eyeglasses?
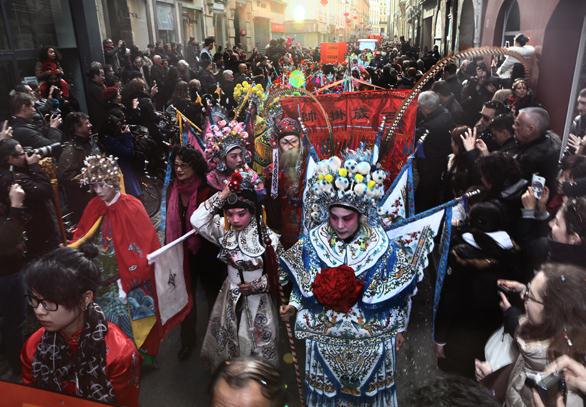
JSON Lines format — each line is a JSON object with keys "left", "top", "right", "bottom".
{"left": 25, "top": 294, "right": 59, "bottom": 312}
{"left": 523, "top": 283, "right": 543, "bottom": 305}
{"left": 174, "top": 161, "right": 190, "bottom": 170}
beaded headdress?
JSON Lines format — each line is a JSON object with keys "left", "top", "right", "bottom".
{"left": 204, "top": 119, "right": 251, "bottom": 172}
{"left": 304, "top": 145, "right": 388, "bottom": 228}
{"left": 79, "top": 154, "right": 120, "bottom": 187}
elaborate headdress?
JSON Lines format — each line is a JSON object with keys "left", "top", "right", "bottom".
{"left": 224, "top": 167, "right": 263, "bottom": 212}
{"left": 204, "top": 119, "right": 251, "bottom": 172}
{"left": 304, "top": 145, "right": 388, "bottom": 228}
{"left": 276, "top": 117, "right": 301, "bottom": 141}
{"left": 233, "top": 81, "right": 267, "bottom": 116}
{"left": 79, "top": 154, "right": 120, "bottom": 187}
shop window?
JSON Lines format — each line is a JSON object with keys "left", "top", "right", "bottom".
{"left": 6, "top": 0, "right": 76, "bottom": 49}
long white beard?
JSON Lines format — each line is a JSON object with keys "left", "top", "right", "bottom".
{"left": 280, "top": 146, "right": 301, "bottom": 186}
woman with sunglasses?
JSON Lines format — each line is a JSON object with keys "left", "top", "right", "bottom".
{"left": 475, "top": 263, "right": 586, "bottom": 406}
{"left": 20, "top": 246, "right": 141, "bottom": 406}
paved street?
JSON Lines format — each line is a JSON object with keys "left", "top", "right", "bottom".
{"left": 140, "top": 264, "right": 439, "bottom": 406}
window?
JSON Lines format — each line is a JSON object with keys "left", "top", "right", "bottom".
{"left": 6, "top": 0, "right": 76, "bottom": 49}
{"left": 502, "top": 0, "right": 520, "bottom": 46}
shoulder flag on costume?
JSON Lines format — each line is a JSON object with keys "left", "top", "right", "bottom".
{"left": 147, "top": 230, "right": 193, "bottom": 330}
{"left": 386, "top": 201, "right": 455, "bottom": 340}
{"left": 299, "top": 143, "right": 319, "bottom": 238}
{"left": 378, "top": 156, "right": 415, "bottom": 230}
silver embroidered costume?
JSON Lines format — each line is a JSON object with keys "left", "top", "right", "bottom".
{"left": 190, "top": 192, "right": 283, "bottom": 369}
{"left": 280, "top": 149, "right": 421, "bottom": 406}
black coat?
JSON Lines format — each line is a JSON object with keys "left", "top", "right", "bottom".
{"left": 0, "top": 164, "right": 60, "bottom": 259}
{"left": 510, "top": 130, "right": 561, "bottom": 192}
{"left": 415, "top": 106, "right": 454, "bottom": 211}
{"left": 11, "top": 117, "right": 62, "bottom": 149}
{"left": 0, "top": 205, "right": 27, "bottom": 276}
{"left": 86, "top": 80, "right": 107, "bottom": 131}
{"left": 57, "top": 136, "right": 98, "bottom": 224}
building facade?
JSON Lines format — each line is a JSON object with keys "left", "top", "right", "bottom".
{"left": 0, "top": 0, "right": 102, "bottom": 118}
{"left": 390, "top": 0, "right": 585, "bottom": 144}
{"left": 283, "top": 0, "right": 369, "bottom": 48}
{"left": 234, "top": 0, "right": 286, "bottom": 52}
{"left": 369, "top": 0, "right": 391, "bottom": 37}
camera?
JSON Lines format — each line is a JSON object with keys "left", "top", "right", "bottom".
{"left": 525, "top": 372, "right": 563, "bottom": 401}
{"left": 27, "top": 142, "right": 62, "bottom": 159}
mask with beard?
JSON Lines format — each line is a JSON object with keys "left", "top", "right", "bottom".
{"left": 279, "top": 145, "right": 302, "bottom": 194}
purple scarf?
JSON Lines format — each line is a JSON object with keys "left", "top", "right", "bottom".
{"left": 166, "top": 177, "right": 202, "bottom": 254}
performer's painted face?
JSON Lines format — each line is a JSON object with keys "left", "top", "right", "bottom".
{"left": 226, "top": 207, "right": 253, "bottom": 231}
{"left": 92, "top": 182, "right": 117, "bottom": 204}
{"left": 225, "top": 148, "right": 244, "bottom": 171}
{"left": 174, "top": 157, "right": 194, "bottom": 181}
{"left": 278, "top": 135, "right": 300, "bottom": 152}
{"left": 329, "top": 206, "right": 360, "bottom": 240}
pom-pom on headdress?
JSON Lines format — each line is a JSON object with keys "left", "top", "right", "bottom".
{"left": 204, "top": 119, "right": 251, "bottom": 172}
{"left": 79, "top": 154, "right": 120, "bottom": 187}
{"left": 305, "top": 144, "right": 388, "bottom": 228}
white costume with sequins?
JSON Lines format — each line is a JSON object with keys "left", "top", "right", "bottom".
{"left": 191, "top": 192, "right": 281, "bottom": 369}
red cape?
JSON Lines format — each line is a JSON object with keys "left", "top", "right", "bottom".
{"left": 73, "top": 194, "right": 162, "bottom": 355}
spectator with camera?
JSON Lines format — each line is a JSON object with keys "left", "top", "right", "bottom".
{"left": 0, "top": 139, "right": 60, "bottom": 259}
{"left": 566, "top": 88, "right": 586, "bottom": 156}
{"left": 475, "top": 263, "right": 586, "bottom": 407}
{"left": 100, "top": 110, "right": 142, "bottom": 197}
{"left": 57, "top": 112, "right": 99, "bottom": 224}
{"left": 512, "top": 107, "right": 561, "bottom": 193}
{"left": 10, "top": 92, "right": 62, "bottom": 149}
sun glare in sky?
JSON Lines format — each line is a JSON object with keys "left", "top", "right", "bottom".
{"left": 293, "top": 4, "right": 306, "bottom": 22}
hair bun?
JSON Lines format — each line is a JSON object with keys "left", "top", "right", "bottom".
{"left": 79, "top": 243, "right": 99, "bottom": 260}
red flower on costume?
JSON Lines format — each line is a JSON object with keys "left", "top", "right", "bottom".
{"left": 312, "top": 265, "right": 364, "bottom": 313}
{"left": 228, "top": 171, "right": 243, "bottom": 192}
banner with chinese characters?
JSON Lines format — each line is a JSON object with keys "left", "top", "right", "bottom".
{"left": 319, "top": 42, "right": 348, "bottom": 64}
{"left": 280, "top": 89, "right": 417, "bottom": 180}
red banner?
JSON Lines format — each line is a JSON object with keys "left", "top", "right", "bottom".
{"left": 0, "top": 381, "right": 112, "bottom": 406}
{"left": 271, "top": 23, "right": 284, "bottom": 33}
{"left": 280, "top": 89, "right": 417, "bottom": 180}
{"left": 319, "top": 42, "right": 348, "bottom": 64}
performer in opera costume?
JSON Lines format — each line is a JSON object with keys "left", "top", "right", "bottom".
{"left": 264, "top": 117, "right": 305, "bottom": 249}
{"left": 280, "top": 149, "right": 421, "bottom": 407}
{"left": 71, "top": 155, "right": 162, "bottom": 358}
{"left": 21, "top": 247, "right": 141, "bottom": 407}
{"left": 190, "top": 168, "right": 283, "bottom": 370}
{"left": 204, "top": 118, "right": 263, "bottom": 196}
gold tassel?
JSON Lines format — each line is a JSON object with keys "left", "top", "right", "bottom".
{"left": 224, "top": 211, "right": 230, "bottom": 231}
{"left": 262, "top": 206, "right": 267, "bottom": 225}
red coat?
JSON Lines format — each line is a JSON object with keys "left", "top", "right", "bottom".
{"left": 21, "top": 323, "right": 141, "bottom": 407}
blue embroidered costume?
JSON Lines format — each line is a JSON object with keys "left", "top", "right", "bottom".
{"left": 280, "top": 150, "right": 422, "bottom": 406}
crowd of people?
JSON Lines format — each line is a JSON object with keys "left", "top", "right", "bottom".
{"left": 0, "top": 32, "right": 584, "bottom": 407}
